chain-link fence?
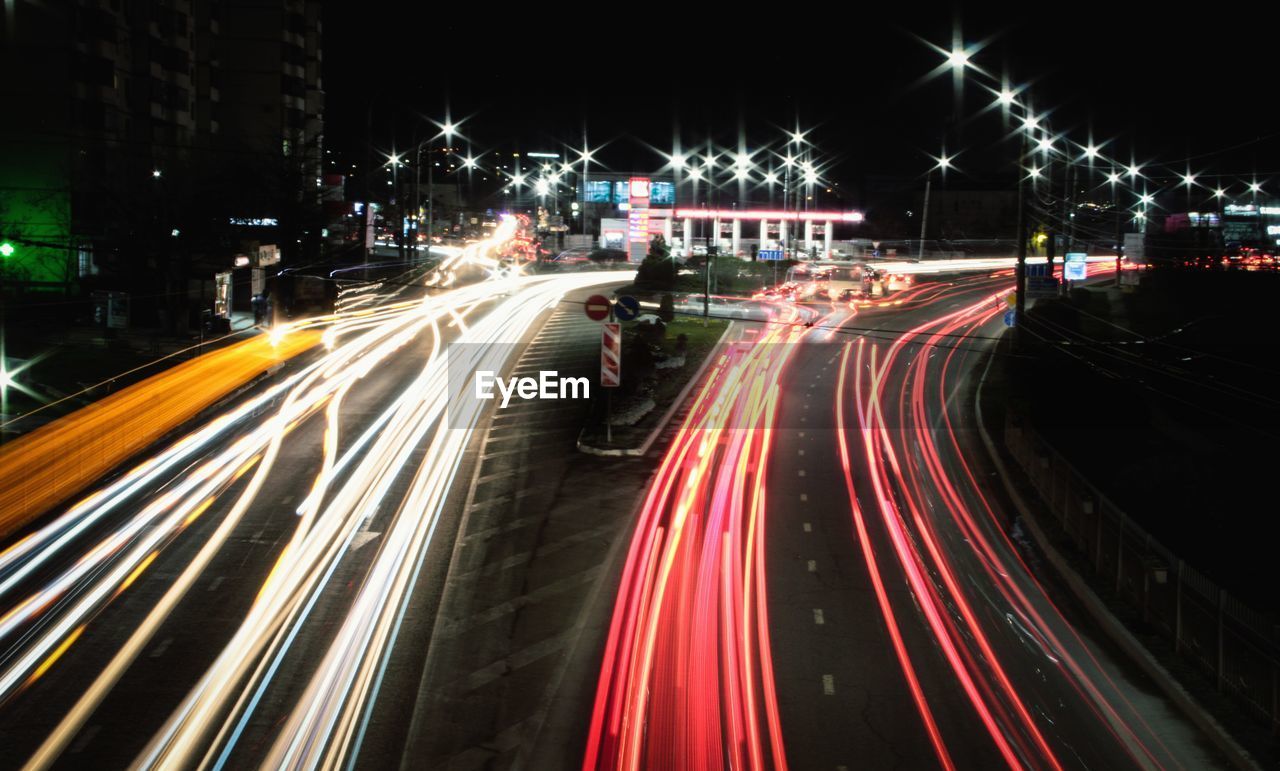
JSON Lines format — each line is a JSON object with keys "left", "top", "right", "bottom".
{"left": 1004, "top": 410, "right": 1280, "bottom": 732}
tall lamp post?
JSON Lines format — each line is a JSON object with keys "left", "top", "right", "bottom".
{"left": 411, "top": 118, "right": 457, "bottom": 259}
{"left": 1109, "top": 167, "right": 1124, "bottom": 287}
{"left": 920, "top": 151, "right": 951, "bottom": 260}
{"left": 1014, "top": 115, "right": 1036, "bottom": 326}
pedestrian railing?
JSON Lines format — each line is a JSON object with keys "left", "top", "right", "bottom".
{"left": 1004, "top": 411, "right": 1280, "bottom": 733}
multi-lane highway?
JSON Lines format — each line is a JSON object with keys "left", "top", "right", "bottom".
{"left": 0, "top": 249, "right": 1232, "bottom": 770}
{"left": 585, "top": 265, "right": 1230, "bottom": 770}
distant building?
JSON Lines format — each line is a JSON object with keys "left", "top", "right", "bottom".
{"left": 918, "top": 188, "right": 1018, "bottom": 239}
{"left": 0, "top": 0, "right": 323, "bottom": 328}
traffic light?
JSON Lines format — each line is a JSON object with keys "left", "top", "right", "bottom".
{"left": 0, "top": 242, "right": 14, "bottom": 258}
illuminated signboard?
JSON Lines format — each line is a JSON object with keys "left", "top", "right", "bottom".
{"left": 628, "top": 209, "right": 650, "bottom": 242}
{"left": 1224, "top": 204, "right": 1258, "bottom": 216}
{"left": 650, "top": 181, "right": 675, "bottom": 205}
{"left": 583, "top": 180, "right": 613, "bottom": 203}
{"left": 1261, "top": 206, "right": 1280, "bottom": 215}
{"left": 596, "top": 179, "right": 674, "bottom": 205}
{"left": 628, "top": 176, "right": 651, "bottom": 262}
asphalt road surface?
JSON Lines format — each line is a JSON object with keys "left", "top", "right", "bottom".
{"left": 0, "top": 237, "right": 635, "bottom": 769}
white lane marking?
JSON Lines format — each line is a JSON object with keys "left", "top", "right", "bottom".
{"left": 798, "top": 470, "right": 806, "bottom": 477}
{"left": 279, "top": 495, "right": 294, "bottom": 505}
{"left": 807, "top": 560, "right": 817, "bottom": 572}
{"left": 149, "top": 637, "right": 173, "bottom": 658}
{"left": 803, "top": 522, "right": 812, "bottom": 533}
{"left": 823, "top": 674, "right": 835, "bottom": 695}
{"left": 813, "top": 608, "right": 825, "bottom": 625}
{"left": 351, "top": 531, "right": 381, "bottom": 551}
{"left": 800, "top": 493, "right": 808, "bottom": 502}
{"left": 800, "top": 416, "right": 807, "bottom": 422}
{"left": 798, "top": 449, "right": 805, "bottom": 457}
{"left": 798, "top": 431, "right": 805, "bottom": 438}
{"left": 803, "top": 404, "right": 809, "bottom": 410}
{"left": 207, "top": 576, "right": 225, "bottom": 592}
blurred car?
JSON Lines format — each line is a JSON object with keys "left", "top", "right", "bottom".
{"left": 552, "top": 246, "right": 593, "bottom": 264}
{"left": 885, "top": 273, "right": 914, "bottom": 292}
{"left": 674, "top": 293, "right": 752, "bottom": 320}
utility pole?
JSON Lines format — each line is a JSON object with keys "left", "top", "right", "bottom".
{"left": 703, "top": 245, "right": 712, "bottom": 325}
{"left": 1114, "top": 192, "right": 1125, "bottom": 287}
{"left": 1015, "top": 130, "right": 1029, "bottom": 331}
{"left": 427, "top": 148, "right": 434, "bottom": 251}
{"left": 394, "top": 155, "right": 404, "bottom": 266}
{"left": 1058, "top": 159, "right": 1075, "bottom": 296}
{"left": 919, "top": 173, "right": 932, "bottom": 260}
{"left": 1044, "top": 156, "right": 1055, "bottom": 281}
{"left": 363, "top": 100, "right": 373, "bottom": 275}
{"left": 1065, "top": 162, "right": 1077, "bottom": 250}
{"left": 413, "top": 141, "right": 422, "bottom": 265}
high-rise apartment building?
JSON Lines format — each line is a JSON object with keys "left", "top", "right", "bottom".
{"left": 0, "top": 0, "right": 323, "bottom": 314}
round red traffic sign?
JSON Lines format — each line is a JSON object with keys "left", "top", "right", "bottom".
{"left": 584, "top": 294, "right": 611, "bottom": 321}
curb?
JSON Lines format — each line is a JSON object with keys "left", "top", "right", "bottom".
{"left": 973, "top": 343, "right": 1262, "bottom": 771}
{"left": 577, "top": 322, "right": 734, "bottom": 457}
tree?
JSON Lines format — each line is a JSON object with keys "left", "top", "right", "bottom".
{"left": 658, "top": 292, "right": 674, "bottom": 322}
{"left": 635, "top": 234, "right": 676, "bottom": 289}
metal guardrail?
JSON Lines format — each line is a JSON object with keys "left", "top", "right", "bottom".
{"left": 1004, "top": 410, "right": 1280, "bottom": 732}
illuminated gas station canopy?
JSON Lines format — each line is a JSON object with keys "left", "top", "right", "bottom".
{"left": 675, "top": 208, "right": 863, "bottom": 222}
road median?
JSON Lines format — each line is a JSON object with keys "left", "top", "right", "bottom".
{"left": 577, "top": 316, "right": 731, "bottom": 456}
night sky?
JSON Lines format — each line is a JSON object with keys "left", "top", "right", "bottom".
{"left": 322, "top": 5, "right": 1280, "bottom": 195}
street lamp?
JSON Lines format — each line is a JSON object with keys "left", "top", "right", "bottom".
{"left": 385, "top": 151, "right": 404, "bottom": 262}
{"left": 1110, "top": 165, "right": 1125, "bottom": 286}
{"left": 568, "top": 139, "right": 598, "bottom": 237}
{"left": 413, "top": 116, "right": 460, "bottom": 259}
{"left": 919, "top": 150, "right": 952, "bottom": 259}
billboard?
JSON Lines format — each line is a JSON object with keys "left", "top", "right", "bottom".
{"left": 583, "top": 180, "right": 613, "bottom": 203}
{"left": 628, "top": 176, "right": 651, "bottom": 262}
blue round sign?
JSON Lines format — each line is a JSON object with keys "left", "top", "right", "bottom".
{"left": 614, "top": 295, "right": 642, "bottom": 321}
